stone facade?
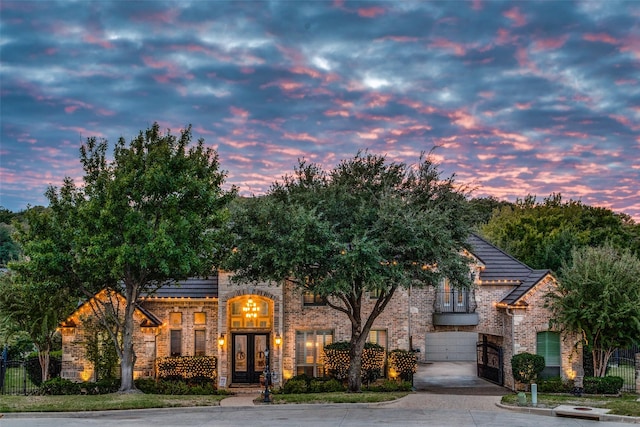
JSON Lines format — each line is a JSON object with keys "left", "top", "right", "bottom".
{"left": 61, "top": 239, "right": 582, "bottom": 391}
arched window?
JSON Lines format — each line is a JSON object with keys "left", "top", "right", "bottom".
{"left": 230, "top": 296, "right": 271, "bottom": 329}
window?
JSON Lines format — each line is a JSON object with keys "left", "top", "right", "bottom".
{"left": 170, "top": 329, "right": 182, "bottom": 356}
{"left": 537, "top": 331, "right": 561, "bottom": 378}
{"left": 194, "top": 330, "right": 206, "bottom": 356}
{"left": 302, "top": 291, "right": 326, "bottom": 306}
{"left": 296, "top": 330, "right": 333, "bottom": 377}
{"left": 368, "top": 329, "right": 387, "bottom": 350}
{"left": 194, "top": 312, "right": 206, "bottom": 325}
{"left": 169, "top": 312, "right": 182, "bottom": 326}
{"left": 368, "top": 329, "right": 387, "bottom": 378}
{"left": 230, "top": 297, "right": 271, "bottom": 329}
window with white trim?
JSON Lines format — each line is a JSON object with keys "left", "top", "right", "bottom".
{"left": 296, "top": 330, "right": 333, "bottom": 377}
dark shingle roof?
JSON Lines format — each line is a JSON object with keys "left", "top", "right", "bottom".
{"left": 467, "top": 234, "right": 551, "bottom": 306}
{"left": 142, "top": 275, "right": 219, "bottom": 299}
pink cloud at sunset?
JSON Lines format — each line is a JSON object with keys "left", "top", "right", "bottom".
{"left": 0, "top": 1, "right": 638, "bottom": 222}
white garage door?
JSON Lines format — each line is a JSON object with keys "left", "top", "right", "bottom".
{"left": 425, "top": 332, "right": 478, "bottom": 361}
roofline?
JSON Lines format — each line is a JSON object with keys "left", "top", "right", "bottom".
{"left": 469, "top": 233, "right": 535, "bottom": 273}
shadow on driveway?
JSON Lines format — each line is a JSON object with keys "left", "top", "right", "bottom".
{"left": 413, "top": 361, "right": 510, "bottom": 396}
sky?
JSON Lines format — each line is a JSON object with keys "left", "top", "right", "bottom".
{"left": 1, "top": 1, "right": 639, "bottom": 221}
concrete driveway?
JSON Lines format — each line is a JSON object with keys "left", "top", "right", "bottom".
{"left": 413, "top": 361, "right": 509, "bottom": 395}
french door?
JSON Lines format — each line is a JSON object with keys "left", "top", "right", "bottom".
{"left": 232, "top": 333, "right": 269, "bottom": 383}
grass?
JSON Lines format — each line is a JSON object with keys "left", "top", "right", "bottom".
{"left": 607, "top": 365, "right": 636, "bottom": 389}
{"left": 267, "top": 391, "right": 410, "bottom": 404}
{"left": 0, "top": 393, "right": 226, "bottom": 413}
{"left": 501, "top": 392, "right": 640, "bottom": 417}
{"left": 1, "top": 391, "right": 637, "bottom": 416}
{"left": 2, "top": 366, "right": 38, "bottom": 391}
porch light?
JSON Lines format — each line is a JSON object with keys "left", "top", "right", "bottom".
{"left": 275, "top": 334, "right": 282, "bottom": 346}
{"left": 218, "top": 334, "right": 225, "bottom": 346}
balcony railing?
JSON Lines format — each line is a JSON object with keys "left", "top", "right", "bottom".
{"left": 433, "top": 288, "right": 478, "bottom": 326}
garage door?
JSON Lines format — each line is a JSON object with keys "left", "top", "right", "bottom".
{"left": 425, "top": 332, "right": 477, "bottom": 361}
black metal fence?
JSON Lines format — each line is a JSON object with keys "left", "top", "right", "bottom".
{"left": 606, "top": 347, "right": 637, "bottom": 393}
{"left": 584, "top": 346, "right": 638, "bottom": 393}
{"left": 0, "top": 357, "right": 62, "bottom": 395}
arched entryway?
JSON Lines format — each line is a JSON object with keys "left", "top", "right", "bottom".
{"left": 227, "top": 295, "right": 273, "bottom": 384}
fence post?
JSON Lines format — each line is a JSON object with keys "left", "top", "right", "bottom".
{"left": 0, "top": 358, "right": 5, "bottom": 393}
{"left": 635, "top": 353, "right": 639, "bottom": 395}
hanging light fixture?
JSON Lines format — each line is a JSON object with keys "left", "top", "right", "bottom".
{"left": 242, "top": 298, "right": 260, "bottom": 318}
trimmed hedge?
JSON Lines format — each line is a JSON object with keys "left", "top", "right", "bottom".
{"left": 388, "top": 349, "right": 417, "bottom": 381}
{"left": 323, "top": 342, "right": 385, "bottom": 382}
{"left": 583, "top": 376, "right": 624, "bottom": 394}
{"left": 534, "top": 376, "right": 624, "bottom": 394}
{"left": 511, "top": 352, "right": 545, "bottom": 385}
{"left": 280, "top": 375, "right": 345, "bottom": 394}
{"left": 156, "top": 356, "right": 217, "bottom": 383}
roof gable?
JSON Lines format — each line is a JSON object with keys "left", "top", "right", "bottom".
{"left": 466, "top": 234, "right": 552, "bottom": 306}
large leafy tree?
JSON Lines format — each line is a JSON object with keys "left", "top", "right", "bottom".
{"left": 16, "top": 123, "right": 235, "bottom": 392}
{"left": 0, "top": 224, "right": 20, "bottom": 267}
{"left": 0, "top": 271, "right": 76, "bottom": 381}
{"left": 547, "top": 244, "right": 640, "bottom": 377}
{"left": 225, "top": 152, "right": 473, "bottom": 392}
{"left": 481, "top": 193, "right": 640, "bottom": 271}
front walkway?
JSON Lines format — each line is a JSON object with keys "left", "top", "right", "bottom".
{"left": 220, "top": 361, "right": 509, "bottom": 408}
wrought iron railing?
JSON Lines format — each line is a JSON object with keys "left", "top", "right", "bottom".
{"left": 434, "top": 288, "right": 477, "bottom": 313}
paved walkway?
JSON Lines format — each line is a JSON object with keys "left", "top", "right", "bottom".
{"left": 221, "top": 361, "right": 508, "bottom": 409}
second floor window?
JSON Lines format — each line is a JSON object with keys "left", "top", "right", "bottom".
{"left": 303, "top": 291, "right": 326, "bottom": 306}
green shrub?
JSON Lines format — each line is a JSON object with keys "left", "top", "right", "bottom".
{"left": 156, "top": 356, "right": 217, "bottom": 382}
{"left": 282, "top": 378, "right": 308, "bottom": 394}
{"left": 583, "top": 376, "right": 624, "bottom": 394}
{"left": 40, "top": 377, "right": 81, "bottom": 395}
{"left": 323, "top": 341, "right": 385, "bottom": 382}
{"left": 134, "top": 378, "right": 158, "bottom": 394}
{"left": 309, "top": 378, "right": 345, "bottom": 393}
{"left": 388, "top": 349, "right": 417, "bottom": 382}
{"left": 536, "top": 377, "right": 572, "bottom": 393}
{"left": 90, "top": 377, "right": 121, "bottom": 394}
{"left": 363, "top": 380, "right": 412, "bottom": 392}
{"left": 511, "top": 353, "right": 545, "bottom": 385}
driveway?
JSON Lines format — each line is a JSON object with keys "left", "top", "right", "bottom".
{"left": 413, "top": 361, "right": 509, "bottom": 395}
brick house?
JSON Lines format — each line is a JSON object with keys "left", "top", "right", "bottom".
{"left": 60, "top": 234, "right": 581, "bottom": 390}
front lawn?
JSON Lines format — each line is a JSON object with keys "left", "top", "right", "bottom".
{"left": 0, "top": 393, "right": 226, "bottom": 413}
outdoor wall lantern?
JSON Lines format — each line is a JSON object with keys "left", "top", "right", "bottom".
{"left": 275, "top": 334, "right": 282, "bottom": 346}
{"left": 218, "top": 334, "right": 225, "bottom": 346}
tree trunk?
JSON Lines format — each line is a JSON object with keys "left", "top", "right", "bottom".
{"left": 119, "top": 286, "right": 138, "bottom": 392}
{"left": 36, "top": 346, "right": 50, "bottom": 383}
{"left": 592, "top": 347, "right": 614, "bottom": 377}
{"left": 347, "top": 335, "right": 367, "bottom": 392}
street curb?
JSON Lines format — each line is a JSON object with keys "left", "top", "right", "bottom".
{"left": 496, "top": 402, "right": 640, "bottom": 424}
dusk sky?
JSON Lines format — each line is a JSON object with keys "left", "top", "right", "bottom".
{"left": 1, "top": 1, "right": 639, "bottom": 221}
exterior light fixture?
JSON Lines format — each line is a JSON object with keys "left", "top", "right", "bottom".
{"left": 218, "top": 334, "right": 225, "bottom": 346}
{"left": 275, "top": 334, "right": 282, "bottom": 346}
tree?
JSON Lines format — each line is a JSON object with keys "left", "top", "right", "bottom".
{"left": 0, "top": 224, "right": 20, "bottom": 267}
{"left": 481, "top": 193, "right": 640, "bottom": 272}
{"left": 0, "top": 271, "right": 75, "bottom": 382}
{"left": 225, "top": 152, "right": 473, "bottom": 392}
{"left": 15, "top": 123, "right": 235, "bottom": 392}
{"left": 546, "top": 244, "right": 640, "bottom": 377}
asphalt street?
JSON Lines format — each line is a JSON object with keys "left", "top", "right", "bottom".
{"left": 1, "top": 404, "right": 638, "bottom": 427}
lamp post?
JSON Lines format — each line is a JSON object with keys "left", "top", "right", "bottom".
{"left": 263, "top": 347, "right": 271, "bottom": 402}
